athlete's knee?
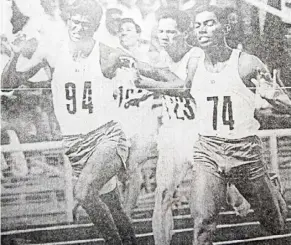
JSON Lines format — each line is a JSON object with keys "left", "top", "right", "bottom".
{"left": 252, "top": 175, "right": 287, "bottom": 234}
{"left": 190, "top": 194, "right": 218, "bottom": 227}
{"left": 74, "top": 180, "right": 92, "bottom": 203}
{"left": 155, "top": 187, "right": 173, "bottom": 209}
{"left": 192, "top": 214, "right": 217, "bottom": 245}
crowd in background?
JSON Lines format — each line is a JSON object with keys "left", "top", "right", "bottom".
{"left": 1, "top": 0, "right": 291, "bottom": 144}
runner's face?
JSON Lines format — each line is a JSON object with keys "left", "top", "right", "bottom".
{"left": 194, "top": 11, "right": 224, "bottom": 49}
{"left": 68, "top": 14, "right": 96, "bottom": 42}
{"left": 157, "top": 18, "right": 182, "bottom": 49}
{"left": 119, "top": 22, "right": 139, "bottom": 49}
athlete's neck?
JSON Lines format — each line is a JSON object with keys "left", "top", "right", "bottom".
{"left": 168, "top": 42, "right": 192, "bottom": 63}
{"left": 203, "top": 46, "right": 232, "bottom": 73}
{"left": 204, "top": 45, "right": 232, "bottom": 66}
{"left": 69, "top": 39, "right": 96, "bottom": 59}
{"left": 123, "top": 43, "right": 139, "bottom": 54}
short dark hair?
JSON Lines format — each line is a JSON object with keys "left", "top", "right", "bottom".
{"left": 157, "top": 8, "right": 192, "bottom": 33}
{"left": 65, "top": 0, "right": 103, "bottom": 26}
{"left": 191, "top": 5, "right": 229, "bottom": 26}
{"left": 106, "top": 8, "right": 122, "bottom": 18}
{"left": 119, "top": 18, "right": 141, "bottom": 33}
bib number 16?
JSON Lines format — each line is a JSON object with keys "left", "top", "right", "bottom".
{"left": 207, "top": 96, "right": 234, "bottom": 130}
{"left": 65, "top": 81, "right": 93, "bottom": 114}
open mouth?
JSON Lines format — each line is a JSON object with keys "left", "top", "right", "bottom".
{"left": 198, "top": 36, "right": 210, "bottom": 44}
{"left": 160, "top": 40, "right": 169, "bottom": 47}
{"left": 71, "top": 32, "right": 82, "bottom": 40}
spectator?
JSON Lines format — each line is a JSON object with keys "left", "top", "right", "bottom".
{"left": 118, "top": 0, "right": 143, "bottom": 27}
{"left": 98, "top": 8, "right": 123, "bottom": 48}
{"left": 137, "top": 0, "right": 160, "bottom": 42}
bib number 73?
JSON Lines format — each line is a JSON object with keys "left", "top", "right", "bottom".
{"left": 207, "top": 96, "right": 234, "bottom": 130}
{"left": 65, "top": 81, "right": 93, "bottom": 114}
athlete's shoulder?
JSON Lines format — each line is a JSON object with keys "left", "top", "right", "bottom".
{"left": 188, "top": 46, "right": 204, "bottom": 58}
{"left": 238, "top": 51, "right": 268, "bottom": 85}
{"left": 186, "top": 47, "right": 203, "bottom": 74}
{"left": 185, "top": 48, "right": 203, "bottom": 89}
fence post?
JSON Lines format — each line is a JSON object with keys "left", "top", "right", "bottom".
{"left": 269, "top": 133, "right": 279, "bottom": 175}
{"left": 63, "top": 155, "right": 74, "bottom": 223}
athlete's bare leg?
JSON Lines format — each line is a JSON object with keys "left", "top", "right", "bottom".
{"left": 234, "top": 173, "right": 287, "bottom": 234}
{"left": 190, "top": 169, "right": 226, "bottom": 245}
{"left": 75, "top": 139, "right": 136, "bottom": 245}
{"left": 190, "top": 168, "right": 287, "bottom": 245}
{"left": 123, "top": 134, "right": 158, "bottom": 216}
{"left": 153, "top": 149, "right": 191, "bottom": 245}
{"left": 227, "top": 183, "right": 251, "bottom": 217}
{"left": 101, "top": 187, "right": 138, "bottom": 245}
{"left": 123, "top": 159, "right": 143, "bottom": 216}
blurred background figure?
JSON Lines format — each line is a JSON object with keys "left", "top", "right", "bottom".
{"left": 117, "top": 0, "right": 143, "bottom": 27}
{"left": 137, "top": 0, "right": 160, "bottom": 42}
{"left": 98, "top": 8, "right": 123, "bottom": 48}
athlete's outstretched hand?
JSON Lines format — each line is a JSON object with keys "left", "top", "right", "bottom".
{"left": 251, "top": 68, "right": 280, "bottom": 100}
{"left": 118, "top": 56, "right": 136, "bottom": 69}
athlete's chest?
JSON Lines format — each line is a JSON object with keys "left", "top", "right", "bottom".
{"left": 51, "top": 53, "right": 113, "bottom": 115}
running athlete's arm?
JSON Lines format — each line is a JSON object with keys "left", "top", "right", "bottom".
{"left": 1, "top": 51, "right": 48, "bottom": 89}
{"left": 240, "top": 53, "right": 291, "bottom": 114}
{"left": 135, "top": 61, "right": 174, "bottom": 82}
{"left": 1, "top": 38, "right": 53, "bottom": 89}
{"left": 100, "top": 43, "right": 131, "bottom": 79}
{"left": 135, "top": 75, "right": 187, "bottom": 97}
{"left": 135, "top": 55, "right": 199, "bottom": 97}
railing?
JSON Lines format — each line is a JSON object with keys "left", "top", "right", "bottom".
{"left": 1, "top": 128, "right": 291, "bottom": 228}
{"left": 1, "top": 131, "right": 74, "bottom": 229}
{"left": 257, "top": 128, "right": 291, "bottom": 175}
{"left": 243, "top": 0, "right": 291, "bottom": 23}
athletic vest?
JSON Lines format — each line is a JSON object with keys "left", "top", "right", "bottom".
{"left": 51, "top": 42, "right": 116, "bottom": 135}
{"left": 162, "top": 47, "right": 202, "bottom": 126}
{"left": 112, "top": 45, "right": 159, "bottom": 138}
{"left": 190, "top": 49, "right": 260, "bottom": 138}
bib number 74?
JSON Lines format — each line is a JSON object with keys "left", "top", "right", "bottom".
{"left": 207, "top": 96, "right": 234, "bottom": 130}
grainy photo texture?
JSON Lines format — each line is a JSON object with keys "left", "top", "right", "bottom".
{"left": 1, "top": 0, "right": 291, "bottom": 245}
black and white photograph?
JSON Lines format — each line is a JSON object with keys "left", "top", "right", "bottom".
{"left": 1, "top": 0, "right": 291, "bottom": 244}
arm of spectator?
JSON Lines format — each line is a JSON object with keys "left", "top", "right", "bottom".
{"left": 240, "top": 53, "right": 291, "bottom": 115}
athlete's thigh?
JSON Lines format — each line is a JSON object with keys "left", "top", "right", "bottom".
{"left": 128, "top": 132, "right": 158, "bottom": 167}
{"left": 190, "top": 167, "right": 226, "bottom": 217}
{"left": 191, "top": 137, "right": 227, "bottom": 215}
{"left": 92, "top": 140, "right": 125, "bottom": 187}
{"left": 155, "top": 149, "right": 176, "bottom": 192}
{"left": 76, "top": 138, "right": 126, "bottom": 198}
{"left": 234, "top": 173, "right": 287, "bottom": 233}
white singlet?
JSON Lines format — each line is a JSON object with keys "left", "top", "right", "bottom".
{"left": 190, "top": 49, "right": 260, "bottom": 139}
{"left": 112, "top": 45, "right": 160, "bottom": 140}
{"left": 51, "top": 42, "right": 117, "bottom": 136}
{"left": 158, "top": 47, "right": 202, "bottom": 160}
{"left": 161, "top": 47, "right": 202, "bottom": 127}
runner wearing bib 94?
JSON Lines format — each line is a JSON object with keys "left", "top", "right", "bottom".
{"left": 2, "top": 1, "right": 137, "bottom": 244}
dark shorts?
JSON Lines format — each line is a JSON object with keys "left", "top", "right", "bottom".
{"left": 193, "top": 135, "right": 267, "bottom": 181}
{"left": 63, "top": 121, "right": 129, "bottom": 177}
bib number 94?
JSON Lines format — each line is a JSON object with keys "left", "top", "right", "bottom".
{"left": 65, "top": 81, "right": 93, "bottom": 114}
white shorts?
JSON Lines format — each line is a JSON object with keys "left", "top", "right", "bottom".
{"left": 156, "top": 120, "right": 198, "bottom": 189}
